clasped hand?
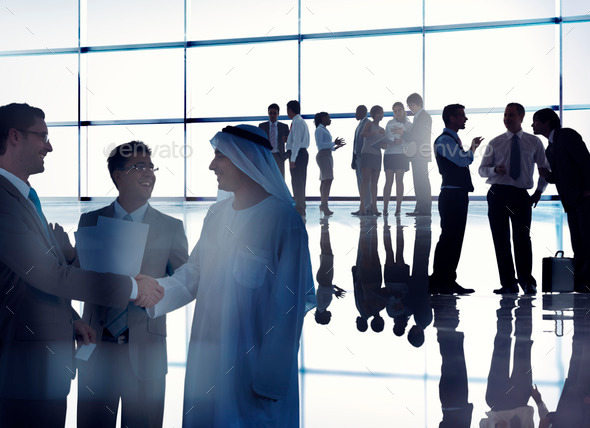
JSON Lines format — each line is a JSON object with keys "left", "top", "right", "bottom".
{"left": 134, "top": 274, "right": 164, "bottom": 308}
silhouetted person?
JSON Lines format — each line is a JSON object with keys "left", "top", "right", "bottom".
{"left": 432, "top": 295, "right": 473, "bottom": 428}
{"left": 286, "top": 100, "right": 310, "bottom": 216}
{"left": 259, "top": 103, "right": 290, "bottom": 178}
{"left": 402, "top": 93, "right": 433, "bottom": 217}
{"left": 315, "top": 217, "right": 345, "bottom": 325}
{"left": 352, "top": 105, "right": 371, "bottom": 214}
{"left": 430, "top": 104, "right": 483, "bottom": 295}
{"left": 314, "top": 112, "right": 345, "bottom": 216}
{"left": 480, "top": 297, "right": 548, "bottom": 427}
{"left": 479, "top": 102, "right": 550, "bottom": 295}
{"left": 384, "top": 216, "right": 410, "bottom": 332}
{"left": 383, "top": 101, "right": 412, "bottom": 215}
{"left": 533, "top": 108, "right": 590, "bottom": 293}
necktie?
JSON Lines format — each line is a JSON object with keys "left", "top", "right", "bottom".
{"left": 28, "top": 187, "right": 50, "bottom": 237}
{"left": 509, "top": 134, "right": 521, "bottom": 180}
{"left": 270, "top": 122, "right": 277, "bottom": 150}
{"left": 104, "top": 213, "right": 133, "bottom": 338}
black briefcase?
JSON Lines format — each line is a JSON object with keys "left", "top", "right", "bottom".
{"left": 542, "top": 251, "right": 574, "bottom": 292}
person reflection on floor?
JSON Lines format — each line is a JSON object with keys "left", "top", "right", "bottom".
{"left": 384, "top": 215, "right": 410, "bottom": 336}
{"left": 480, "top": 296, "right": 548, "bottom": 427}
{"left": 543, "top": 294, "right": 590, "bottom": 427}
{"left": 404, "top": 216, "right": 434, "bottom": 347}
{"left": 352, "top": 217, "right": 387, "bottom": 332}
{"left": 315, "top": 217, "right": 346, "bottom": 325}
{"left": 432, "top": 295, "right": 473, "bottom": 428}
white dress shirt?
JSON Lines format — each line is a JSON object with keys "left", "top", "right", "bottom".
{"left": 315, "top": 124, "right": 335, "bottom": 151}
{"left": 478, "top": 129, "right": 549, "bottom": 192}
{"left": 286, "top": 114, "right": 310, "bottom": 162}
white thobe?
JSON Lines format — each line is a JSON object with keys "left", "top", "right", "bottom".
{"left": 148, "top": 195, "right": 315, "bottom": 427}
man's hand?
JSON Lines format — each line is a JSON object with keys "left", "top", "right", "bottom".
{"left": 538, "top": 167, "right": 550, "bottom": 179}
{"left": 135, "top": 274, "right": 164, "bottom": 308}
{"left": 471, "top": 136, "right": 484, "bottom": 151}
{"left": 74, "top": 319, "right": 96, "bottom": 347}
{"left": 290, "top": 161, "right": 296, "bottom": 169}
{"left": 531, "top": 384, "right": 543, "bottom": 404}
{"left": 494, "top": 164, "right": 507, "bottom": 175}
{"left": 50, "top": 223, "right": 76, "bottom": 263}
{"left": 530, "top": 190, "right": 542, "bottom": 208}
{"left": 333, "top": 285, "right": 346, "bottom": 298}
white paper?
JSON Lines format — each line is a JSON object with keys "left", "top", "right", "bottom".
{"left": 75, "top": 216, "right": 149, "bottom": 276}
{"left": 75, "top": 343, "right": 97, "bottom": 361}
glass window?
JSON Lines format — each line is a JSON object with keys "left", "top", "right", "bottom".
{"left": 425, "top": 26, "right": 558, "bottom": 111}
{"left": 82, "top": 49, "right": 184, "bottom": 121}
{"left": 28, "top": 126, "right": 79, "bottom": 197}
{"left": 425, "top": 0, "right": 555, "bottom": 26}
{"left": 83, "top": 124, "right": 185, "bottom": 197}
{"left": 562, "top": 110, "right": 590, "bottom": 151}
{"left": 0, "top": 54, "right": 78, "bottom": 123}
{"left": 301, "top": 35, "right": 423, "bottom": 115}
{"left": 300, "top": 0, "right": 422, "bottom": 33}
{"left": 562, "top": 1, "right": 590, "bottom": 17}
{"left": 0, "top": 0, "right": 77, "bottom": 52}
{"left": 186, "top": 41, "right": 298, "bottom": 118}
{"left": 84, "top": 0, "right": 184, "bottom": 46}
{"left": 562, "top": 22, "right": 590, "bottom": 106}
{"left": 188, "top": 0, "right": 297, "bottom": 41}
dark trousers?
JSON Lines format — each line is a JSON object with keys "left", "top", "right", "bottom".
{"left": 272, "top": 152, "right": 285, "bottom": 178}
{"left": 485, "top": 298, "right": 533, "bottom": 411}
{"left": 77, "top": 340, "right": 165, "bottom": 428}
{"left": 567, "top": 197, "right": 590, "bottom": 291}
{"left": 355, "top": 166, "right": 372, "bottom": 207}
{"left": 487, "top": 184, "right": 535, "bottom": 288}
{"left": 0, "top": 397, "right": 66, "bottom": 428}
{"left": 432, "top": 189, "right": 469, "bottom": 286}
{"left": 290, "top": 148, "right": 308, "bottom": 215}
{"left": 410, "top": 160, "right": 432, "bottom": 214}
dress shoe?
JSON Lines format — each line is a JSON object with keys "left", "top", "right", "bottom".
{"left": 452, "top": 283, "right": 475, "bottom": 294}
{"left": 520, "top": 282, "right": 537, "bottom": 295}
{"left": 406, "top": 211, "right": 420, "bottom": 217}
{"left": 351, "top": 210, "right": 361, "bottom": 216}
{"left": 493, "top": 285, "right": 519, "bottom": 294}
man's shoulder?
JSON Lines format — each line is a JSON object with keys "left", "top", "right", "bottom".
{"left": 147, "top": 205, "right": 183, "bottom": 227}
{"left": 258, "top": 121, "right": 269, "bottom": 128}
{"left": 81, "top": 203, "right": 114, "bottom": 220}
{"left": 277, "top": 121, "right": 289, "bottom": 130}
{"left": 488, "top": 132, "right": 507, "bottom": 145}
{"left": 558, "top": 127, "right": 583, "bottom": 141}
{"left": 522, "top": 132, "right": 542, "bottom": 145}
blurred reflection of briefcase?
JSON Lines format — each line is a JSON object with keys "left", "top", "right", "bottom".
{"left": 542, "top": 251, "right": 574, "bottom": 293}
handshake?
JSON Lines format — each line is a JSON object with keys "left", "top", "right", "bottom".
{"left": 133, "top": 274, "right": 163, "bottom": 308}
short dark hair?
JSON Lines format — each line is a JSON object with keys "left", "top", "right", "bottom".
{"left": 0, "top": 103, "right": 45, "bottom": 156}
{"left": 370, "top": 315, "right": 384, "bottom": 332}
{"left": 407, "top": 93, "right": 423, "bottom": 108}
{"left": 442, "top": 103, "right": 465, "bottom": 126}
{"left": 268, "top": 103, "right": 280, "bottom": 112}
{"left": 533, "top": 108, "right": 561, "bottom": 130}
{"left": 369, "top": 105, "right": 383, "bottom": 117}
{"left": 507, "top": 102, "right": 525, "bottom": 116}
{"left": 107, "top": 141, "right": 152, "bottom": 188}
{"left": 356, "top": 105, "right": 367, "bottom": 114}
{"left": 314, "top": 112, "right": 329, "bottom": 128}
{"left": 286, "top": 100, "right": 300, "bottom": 115}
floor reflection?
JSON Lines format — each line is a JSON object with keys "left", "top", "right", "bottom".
{"left": 39, "top": 200, "right": 587, "bottom": 427}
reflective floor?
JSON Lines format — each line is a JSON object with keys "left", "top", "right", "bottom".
{"left": 42, "top": 199, "right": 584, "bottom": 427}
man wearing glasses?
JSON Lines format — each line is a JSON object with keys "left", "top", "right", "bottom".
{"left": 69, "top": 141, "right": 189, "bottom": 428}
{"left": 0, "top": 103, "right": 165, "bottom": 427}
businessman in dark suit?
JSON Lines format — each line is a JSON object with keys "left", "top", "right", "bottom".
{"left": 259, "top": 103, "right": 289, "bottom": 178}
{"left": 402, "top": 93, "right": 433, "bottom": 216}
{"left": 533, "top": 108, "right": 590, "bottom": 292}
{"left": 74, "top": 141, "right": 189, "bottom": 428}
{"left": 0, "top": 103, "right": 163, "bottom": 427}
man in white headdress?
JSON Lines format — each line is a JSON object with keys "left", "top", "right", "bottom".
{"left": 137, "top": 124, "right": 316, "bottom": 427}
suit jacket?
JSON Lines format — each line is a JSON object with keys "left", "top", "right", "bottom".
{"left": 0, "top": 176, "right": 131, "bottom": 400}
{"left": 545, "top": 127, "right": 590, "bottom": 212}
{"left": 78, "top": 202, "right": 188, "bottom": 380}
{"left": 259, "top": 121, "right": 289, "bottom": 159}
{"left": 352, "top": 117, "right": 369, "bottom": 169}
{"left": 405, "top": 109, "right": 433, "bottom": 163}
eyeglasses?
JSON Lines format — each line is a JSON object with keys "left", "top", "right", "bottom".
{"left": 119, "top": 163, "right": 159, "bottom": 173}
{"left": 16, "top": 129, "right": 50, "bottom": 144}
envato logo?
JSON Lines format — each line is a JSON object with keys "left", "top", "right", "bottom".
{"left": 102, "top": 141, "right": 194, "bottom": 159}
{"left": 401, "top": 141, "right": 495, "bottom": 159}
